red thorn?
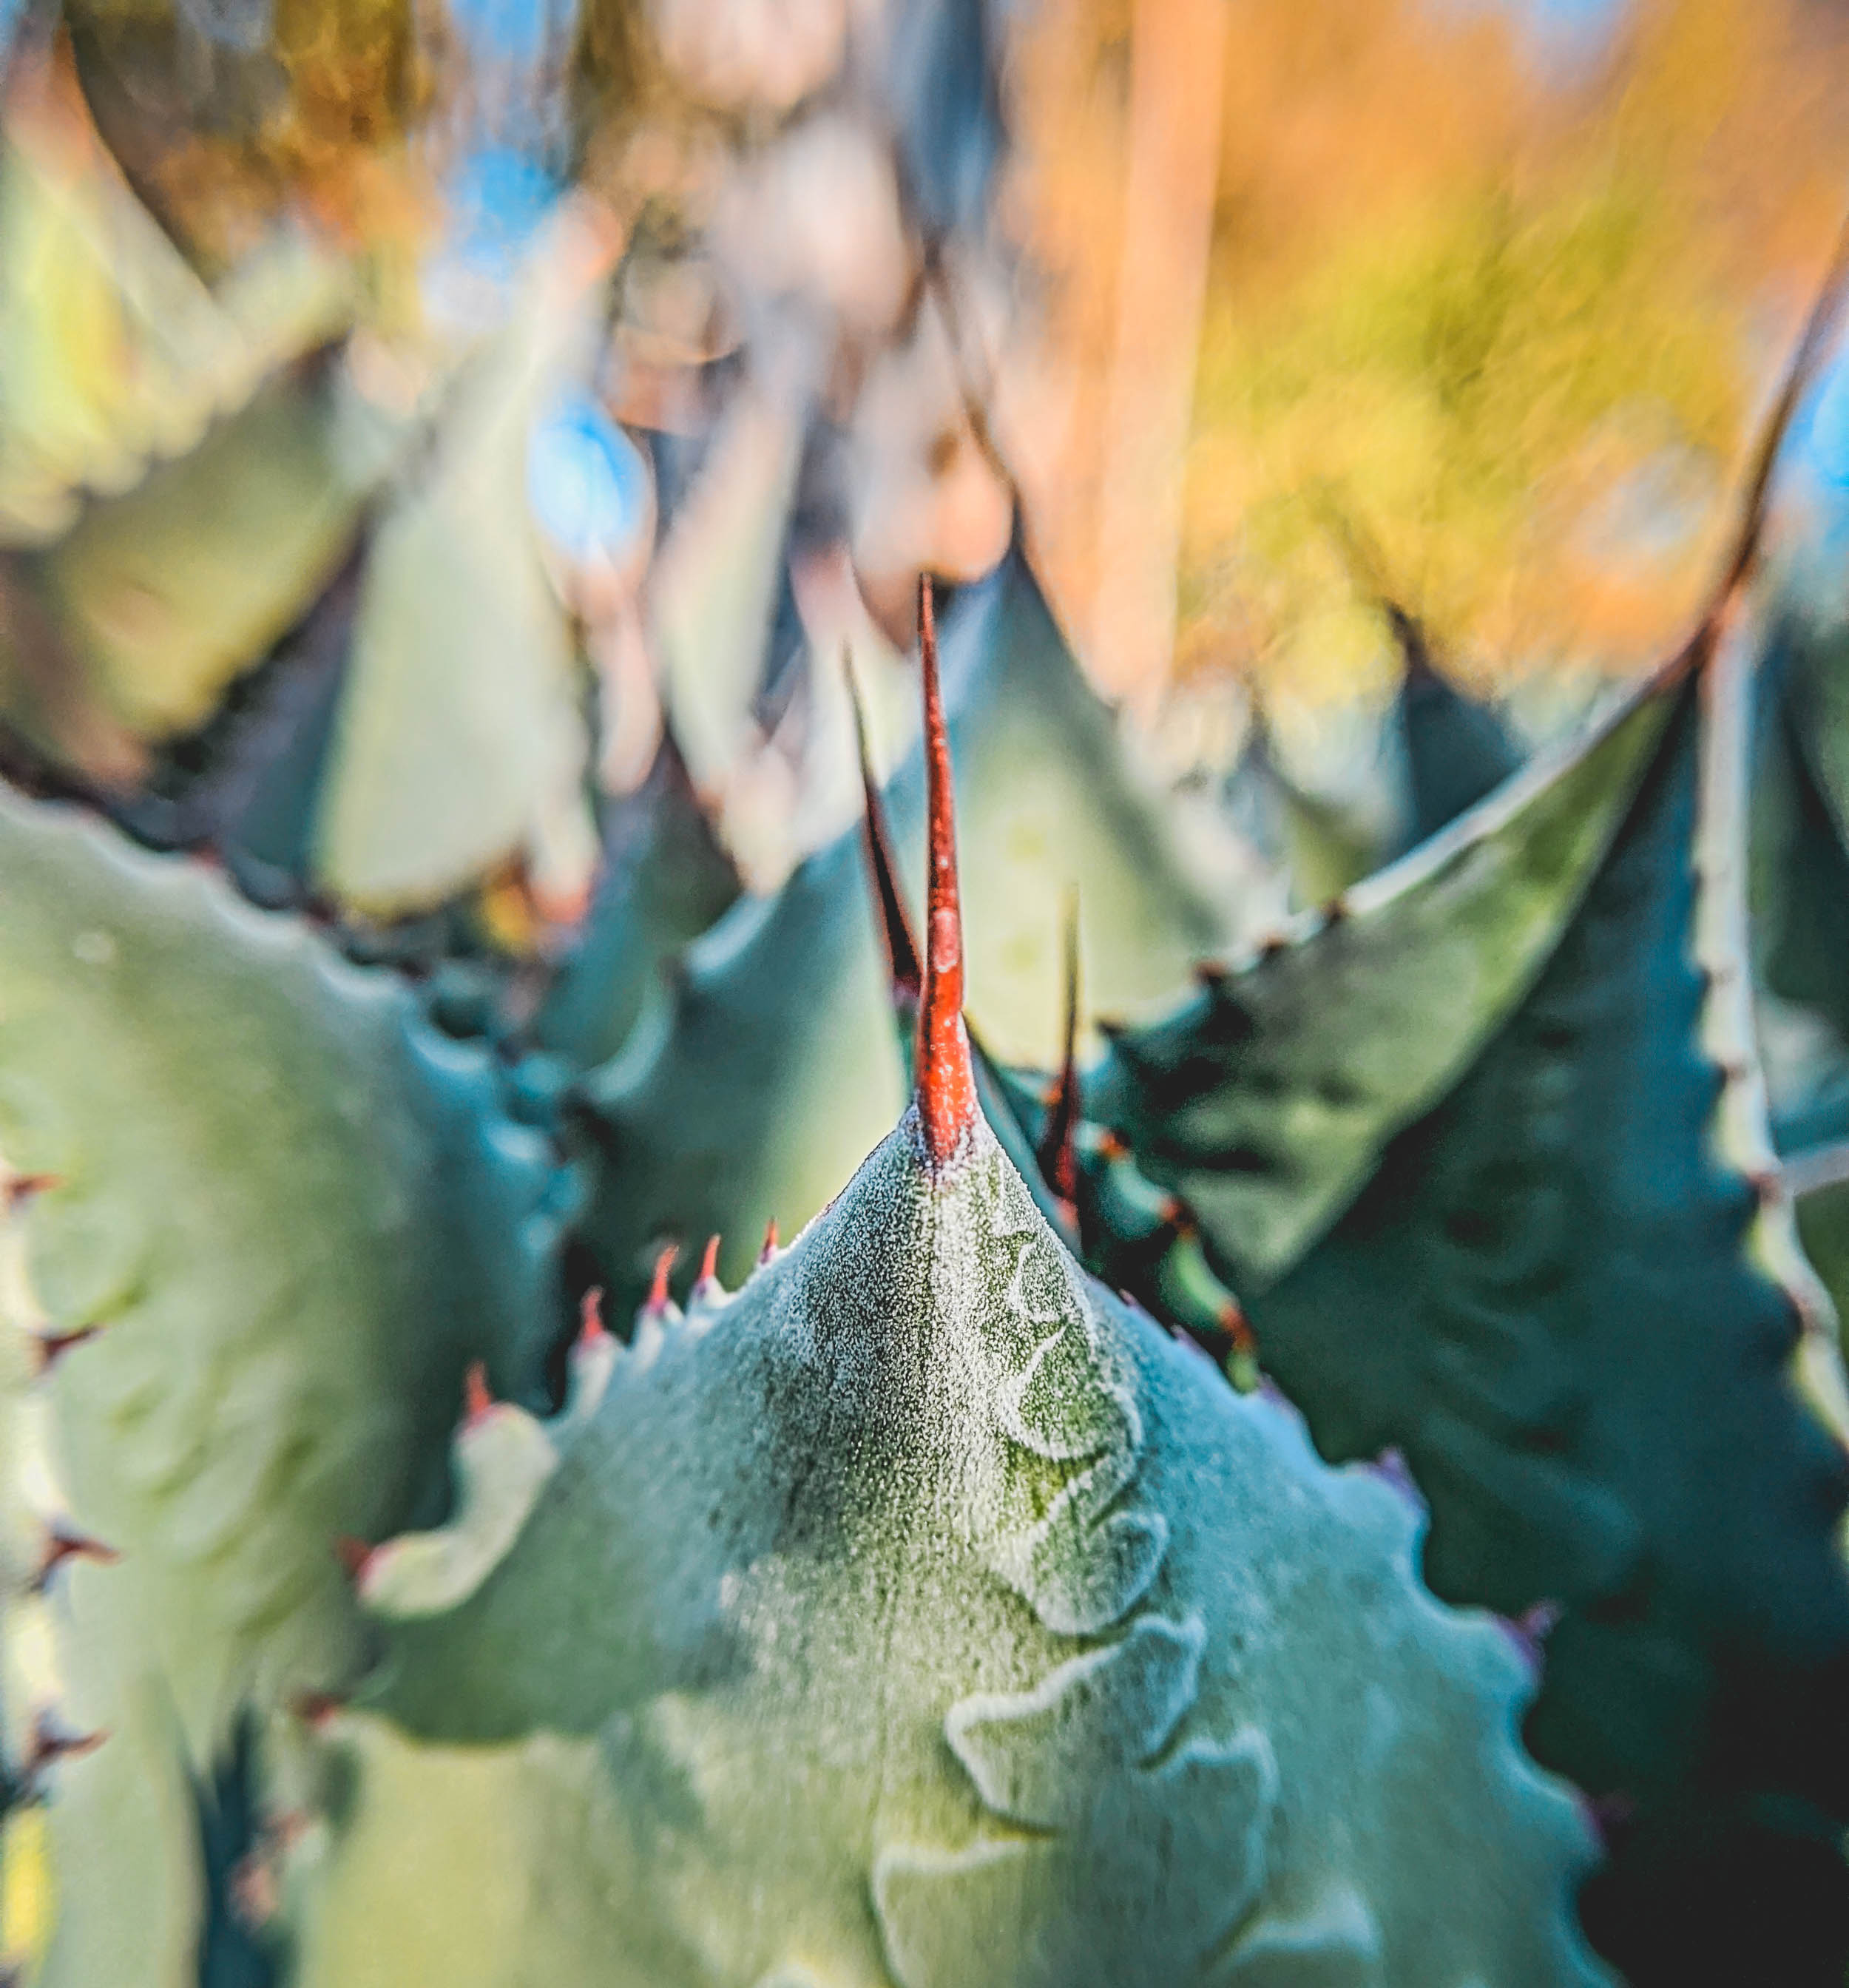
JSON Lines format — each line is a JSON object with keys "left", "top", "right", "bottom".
{"left": 265, "top": 1807, "right": 315, "bottom": 1853}
{"left": 462, "top": 1361, "right": 493, "bottom": 1426}
{"left": 4, "top": 1172, "right": 60, "bottom": 1211}
{"left": 914, "top": 575, "right": 976, "bottom": 1164}
{"left": 33, "top": 1525, "right": 118, "bottom": 1592}
{"left": 1257, "top": 933, "right": 1289, "bottom": 959}
{"left": 26, "top": 1714, "right": 106, "bottom": 1777}
{"left": 1153, "top": 1192, "right": 1192, "bottom": 1240}
{"left": 697, "top": 1234, "right": 721, "bottom": 1285}
{"left": 1321, "top": 897, "right": 1348, "bottom": 927}
{"left": 1095, "top": 1128, "right": 1128, "bottom": 1163}
{"left": 1217, "top": 1299, "right": 1257, "bottom": 1357}
{"left": 848, "top": 651, "right": 922, "bottom": 1008}
{"left": 577, "top": 1286, "right": 609, "bottom": 1348}
{"left": 333, "top": 1536, "right": 373, "bottom": 1582}
{"left": 1192, "top": 960, "right": 1227, "bottom": 988}
{"left": 757, "top": 1219, "right": 779, "bottom": 1265}
{"left": 290, "top": 1691, "right": 345, "bottom": 1731}
{"left": 32, "top": 1324, "right": 101, "bottom": 1375}
{"left": 1037, "top": 893, "right": 1082, "bottom": 1209}
{"left": 646, "top": 1243, "right": 678, "bottom": 1311}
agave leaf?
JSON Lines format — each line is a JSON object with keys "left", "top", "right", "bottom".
{"left": 282, "top": 671, "right": 1603, "bottom": 1988}
{"left": 575, "top": 547, "right": 1231, "bottom": 1310}
{"left": 311, "top": 215, "right": 606, "bottom": 918}
{"left": 189, "top": 1714, "right": 277, "bottom": 1988}
{"left": 110, "top": 560, "right": 362, "bottom": 910}
{"left": 0, "top": 784, "right": 572, "bottom": 1987}
{"left": 1092, "top": 677, "right": 1674, "bottom": 1287}
{"left": 1220, "top": 708, "right": 1379, "bottom": 910}
{"left": 297, "top": 1118, "right": 1606, "bottom": 1988}
{"left": 530, "top": 731, "right": 743, "bottom": 1072}
{"left": 0, "top": 72, "right": 353, "bottom": 547}
{"left": 1796, "top": 1172, "right": 1849, "bottom": 1372}
{"left": 1089, "top": 632, "right": 1849, "bottom": 1980}
{"left": 934, "top": 549, "right": 1233, "bottom": 1066}
{"left": 888, "top": 0, "right": 1006, "bottom": 239}
{"left": 1390, "top": 604, "right": 1521, "bottom": 851}
{"left": 1785, "top": 1075, "right": 1849, "bottom": 1371}
{"left": 651, "top": 380, "right": 806, "bottom": 790}
{"left": 1752, "top": 612, "right": 1849, "bottom": 1047}
{"left": 26, "top": 362, "right": 382, "bottom": 755}
{"left": 1790, "top": 601, "right": 1849, "bottom": 839}
{"left": 1090, "top": 652, "right": 1849, "bottom": 1668}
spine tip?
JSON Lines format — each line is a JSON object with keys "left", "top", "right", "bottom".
{"left": 646, "top": 1243, "right": 679, "bottom": 1313}
{"left": 913, "top": 573, "right": 977, "bottom": 1164}
{"left": 576, "top": 1286, "right": 609, "bottom": 1348}
{"left": 334, "top": 1535, "right": 373, "bottom": 1583}
{"left": 4, "top": 1172, "right": 61, "bottom": 1211}
{"left": 32, "top": 1525, "right": 118, "bottom": 1593}
{"left": 31, "top": 1323, "right": 101, "bottom": 1376}
{"left": 463, "top": 1361, "right": 494, "bottom": 1427}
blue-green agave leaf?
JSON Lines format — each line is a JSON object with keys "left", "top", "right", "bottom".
{"left": 1748, "top": 613, "right": 1849, "bottom": 1049}
{"left": 26, "top": 362, "right": 380, "bottom": 761}
{"left": 0, "top": 783, "right": 573, "bottom": 1987}
{"left": 310, "top": 220, "right": 603, "bottom": 917}
{"left": 287, "top": 1105, "right": 1607, "bottom": 1988}
{"left": 574, "top": 546, "right": 1232, "bottom": 1311}
{"left": 531, "top": 731, "right": 743, "bottom": 1072}
{"left": 1086, "top": 637, "right": 1849, "bottom": 1984}
{"left": 1390, "top": 604, "right": 1522, "bottom": 852}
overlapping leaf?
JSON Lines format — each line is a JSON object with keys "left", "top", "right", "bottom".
{"left": 532, "top": 731, "right": 742, "bottom": 1072}
{"left": 0, "top": 782, "right": 573, "bottom": 1987}
{"left": 1750, "top": 613, "right": 1849, "bottom": 1047}
{"left": 1084, "top": 645, "right": 1849, "bottom": 1984}
{"left": 310, "top": 212, "right": 606, "bottom": 918}
{"left": 1391, "top": 605, "right": 1523, "bottom": 851}
{"left": 575, "top": 545, "right": 1231, "bottom": 1311}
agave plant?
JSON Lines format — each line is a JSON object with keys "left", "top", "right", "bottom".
{"left": 10, "top": 4, "right": 1849, "bottom": 1985}
{"left": 1, "top": 574, "right": 1615, "bottom": 1988}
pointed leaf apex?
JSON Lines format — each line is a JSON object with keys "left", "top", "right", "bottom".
{"left": 848, "top": 649, "right": 923, "bottom": 1008}
{"left": 914, "top": 575, "right": 976, "bottom": 1165}
{"left": 576, "top": 1286, "right": 609, "bottom": 1349}
{"left": 1385, "top": 601, "right": 1439, "bottom": 686}
{"left": 463, "top": 1361, "right": 494, "bottom": 1427}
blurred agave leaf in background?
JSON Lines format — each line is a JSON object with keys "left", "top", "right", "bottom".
{"left": 0, "top": 47, "right": 354, "bottom": 544}
{"left": 311, "top": 197, "right": 618, "bottom": 922}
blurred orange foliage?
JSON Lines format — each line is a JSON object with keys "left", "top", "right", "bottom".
{"left": 1007, "top": 0, "right": 1849, "bottom": 700}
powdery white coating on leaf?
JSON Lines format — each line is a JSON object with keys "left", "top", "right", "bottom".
{"left": 0, "top": 786, "right": 572, "bottom": 1988}
{"left": 333, "top": 1112, "right": 1606, "bottom": 1988}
